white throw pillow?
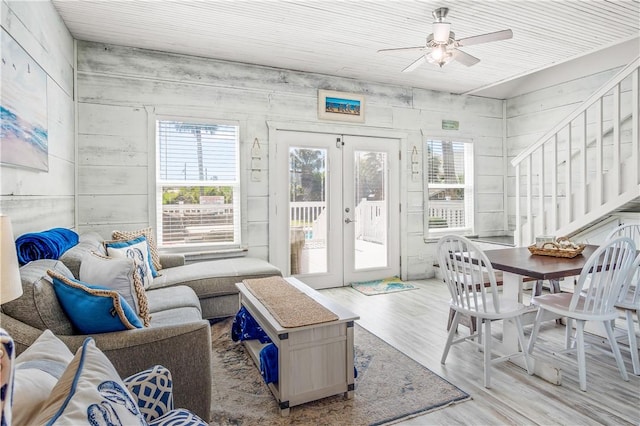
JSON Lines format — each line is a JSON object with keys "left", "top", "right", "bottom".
{"left": 79, "top": 252, "right": 151, "bottom": 327}
{"left": 12, "top": 330, "right": 74, "bottom": 426}
{"left": 32, "top": 337, "right": 146, "bottom": 425}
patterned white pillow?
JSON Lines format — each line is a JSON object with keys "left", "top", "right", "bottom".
{"left": 104, "top": 236, "right": 155, "bottom": 289}
{"left": 112, "top": 227, "right": 162, "bottom": 272}
{"left": 12, "top": 330, "right": 74, "bottom": 426}
{"left": 32, "top": 337, "right": 146, "bottom": 425}
{"left": 80, "top": 252, "right": 151, "bottom": 327}
{"left": 124, "top": 365, "right": 174, "bottom": 422}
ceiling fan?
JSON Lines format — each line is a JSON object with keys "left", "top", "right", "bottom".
{"left": 378, "top": 7, "right": 513, "bottom": 71}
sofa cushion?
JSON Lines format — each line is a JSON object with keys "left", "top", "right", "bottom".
{"left": 148, "top": 307, "right": 203, "bottom": 327}
{"left": 1, "top": 260, "right": 74, "bottom": 335}
{"left": 47, "top": 270, "right": 143, "bottom": 334}
{"left": 58, "top": 231, "right": 106, "bottom": 279}
{"left": 12, "top": 330, "right": 73, "bottom": 426}
{"left": 112, "top": 227, "right": 162, "bottom": 272}
{"left": 105, "top": 236, "right": 157, "bottom": 286}
{"left": 80, "top": 252, "right": 151, "bottom": 327}
{"left": 149, "top": 257, "right": 281, "bottom": 298}
{"left": 33, "top": 337, "right": 146, "bottom": 425}
{"left": 145, "top": 285, "right": 201, "bottom": 315}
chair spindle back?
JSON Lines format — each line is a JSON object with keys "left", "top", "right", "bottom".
{"left": 437, "top": 235, "right": 501, "bottom": 314}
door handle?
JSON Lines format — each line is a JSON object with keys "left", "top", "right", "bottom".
{"left": 345, "top": 218, "right": 353, "bottom": 224}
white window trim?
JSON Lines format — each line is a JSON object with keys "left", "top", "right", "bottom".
{"left": 146, "top": 106, "right": 246, "bottom": 253}
{"left": 423, "top": 136, "right": 475, "bottom": 240}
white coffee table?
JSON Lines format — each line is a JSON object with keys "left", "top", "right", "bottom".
{"left": 235, "top": 276, "right": 359, "bottom": 416}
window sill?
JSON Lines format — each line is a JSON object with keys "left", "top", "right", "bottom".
{"left": 160, "top": 246, "right": 248, "bottom": 262}
{"left": 184, "top": 248, "right": 248, "bottom": 262}
{"left": 424, "top": 232, "right": 478, "bottom": 244}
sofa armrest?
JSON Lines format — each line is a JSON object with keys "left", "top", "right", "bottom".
{"left": 159, "top": 253, "right": 185, "bottom": 269}
{"left": 0, "top": 313, "right": 211, "bottom": 421}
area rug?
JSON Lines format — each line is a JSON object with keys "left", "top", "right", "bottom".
{"left": 209, "top": 319, "right": 470, "bottom": 425}
{"left": 350, "top": 276, "right": 418, "bottom": 296}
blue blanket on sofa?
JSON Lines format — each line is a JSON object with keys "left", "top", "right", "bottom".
{"left": 15, "top": 228, "right": 79, "bottom": 265}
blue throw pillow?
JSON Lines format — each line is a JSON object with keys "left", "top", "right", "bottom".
{"left": 46, "top": 270, "right": 143, "bottom": 334}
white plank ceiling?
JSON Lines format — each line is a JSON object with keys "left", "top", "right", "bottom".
{"left": 52, "top": 0, "right": 640, "bottom": 98}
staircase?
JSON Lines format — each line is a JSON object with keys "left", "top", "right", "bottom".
{"left": 511, "top": 57, "right": 640, "bottom": 246}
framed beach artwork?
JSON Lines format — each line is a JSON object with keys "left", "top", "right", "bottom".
{"left": 318, "top": 90, "right": 365, "bottom": 123}
{"left": 1, "top": 28, "right": 48, "bottom": 171}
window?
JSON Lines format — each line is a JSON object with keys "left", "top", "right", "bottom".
{"left": 424, "top": 138, "right": 474, "bottom": 235}
{"left": 156, "top": 119, "right": 240, "bottom": 248}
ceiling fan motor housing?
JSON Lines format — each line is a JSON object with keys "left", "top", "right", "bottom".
{"left": 432, "top": 7, "right": 449, "bottom": 21}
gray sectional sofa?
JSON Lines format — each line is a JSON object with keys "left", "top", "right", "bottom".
{"left": 0, "top": 231, "right": 282, "bottom": 420}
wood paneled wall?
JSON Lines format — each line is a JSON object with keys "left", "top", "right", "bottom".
{"left": 76, "top": 41, "right": 505, "bottom": 278}
{"left": 0, "top": 1, "right": 75, "bottom": 237}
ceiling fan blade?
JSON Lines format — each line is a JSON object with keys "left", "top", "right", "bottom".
{"left": 452, "top": 49, "right": 480, "bottom": 66}
{"left": 377, "top": 46, "right": 427, "bottom": 53}
{"left": 456, "top": 29, "right": 513, "bottom": 47}
{"left": 402, "top": 55, "right": 427, "bottom": 72}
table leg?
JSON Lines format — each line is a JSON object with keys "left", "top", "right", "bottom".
{"left": 501, "top": 272, "right": 562, "bottom": 385}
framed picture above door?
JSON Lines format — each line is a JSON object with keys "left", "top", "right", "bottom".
{"left": 317, "top": 90, "right": 365, "bottom": 123}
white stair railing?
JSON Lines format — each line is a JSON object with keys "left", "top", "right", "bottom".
{"left": 511, "top": 57, "right": 640, "bottom": 246}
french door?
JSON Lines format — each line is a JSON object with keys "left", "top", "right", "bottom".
{"left": 272, "top": 130, "right": 399, "bottom": 289}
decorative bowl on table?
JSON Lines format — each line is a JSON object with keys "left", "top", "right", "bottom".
{"left": 527, "top": 237, "right": 586, "bottom": 258}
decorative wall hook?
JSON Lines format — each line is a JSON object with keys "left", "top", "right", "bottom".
{"left": 411, "top": 146, "right": 420, "bottom": 181}
{"left": 251, "top": 138, "right": 262, "bottom": 182}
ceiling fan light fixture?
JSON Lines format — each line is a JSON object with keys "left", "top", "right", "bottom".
{"left": 432, "top": 22, "right": 451, "bottom": 43}
{"left": 430, "top": 44, "right": 447, "bottom": 61}
{"left": 440, "top": 53, "right": 455, "bottom": 67}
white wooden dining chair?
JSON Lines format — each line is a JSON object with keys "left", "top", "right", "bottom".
{"left": 605, "top": 224, "right": 640, "bottom": 375}
{"left": 527, "top": 236, "right": 637, "bottom": 391}
{"left": 437, "top": 235, "right": 533, "bottom": 388}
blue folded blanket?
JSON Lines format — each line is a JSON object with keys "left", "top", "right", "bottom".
{"left": 15, "top": 228, "right": 79, "bottom": 265}
{"left": 231, "top": 306, "right": 272, "bottom": 344}
{"left": 259, "top": 343, "right": 278, "bottom": 384}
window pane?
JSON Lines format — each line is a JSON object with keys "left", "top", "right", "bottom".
{"left": 161, "top": 186, "right": 235, "bottom": 245}
{"left": 427, "top": 140, "right": 466, "bottom": 184}
{"left": 158, "top": 121, "right": 238, "bottom": 182}
{"left": 426, "top": 139, "right": 472, "bottom": 233}
{"left": 156, "top": 119, "right": 240, "bottom": 247}
{"left": 428, "top": 189, "right": 466, "bottom": 228}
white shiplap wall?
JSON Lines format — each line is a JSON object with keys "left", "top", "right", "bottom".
{"left": 0, "top": 1, "right": 75, "bottom": 236}
{"left": 76, "top": 41, "right": 505, "bottom": 279}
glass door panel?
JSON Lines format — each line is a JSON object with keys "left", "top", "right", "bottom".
{"left": 289, "top": 147, "right": 327, "bottom": 275}
{"left": 343, "top": 135, "right": 399, "bottom": 285}
{"left": 353, "top": 150, "right": 388, "bottom": 270}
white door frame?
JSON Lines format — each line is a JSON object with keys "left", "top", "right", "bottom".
{"left": 267, "top": 120, "right": 410, "bottom": 281}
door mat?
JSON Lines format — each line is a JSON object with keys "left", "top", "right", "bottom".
{"left": 209, "top": 318, "right": 471, "bottom": 425}
{"left": 350, "top": 276, "right": 418, "bottom": 296}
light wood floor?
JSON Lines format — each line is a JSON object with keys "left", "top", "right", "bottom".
{"left": 320, "top": 279, "right": 640, "bottom": 425}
